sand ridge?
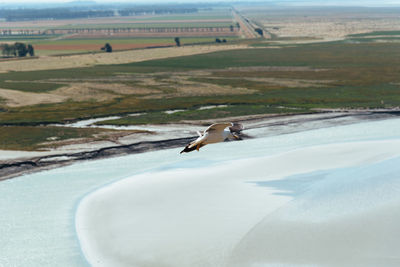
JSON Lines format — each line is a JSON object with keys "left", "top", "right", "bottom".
{"left": 76, "top": 132, "right": 400, "bottom": 267}
{"left": 0, "top": 44, "right": 249, "bottom": 73}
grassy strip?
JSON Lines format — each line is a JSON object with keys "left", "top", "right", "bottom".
{"left": 0, "top": 96, "right": 249, "bottom": 125}
{"left": 0, "top": 65, "right": 170, "bottom": 82}
{"left": 0, "top": 81, "right": 65, "bottom": 93}
{"left": 1, "top": 80, "right": 397, "bottom": 126}
{"left": 97, "top": 104, "right": 310, "bottom": 125}
{"left": 49, "top": 22, "right": 235, "bottom": 30}
{"left": 0, "top": 35, "right": 61, "bottom": 41}
{"left": 132, "top": 15, "right": 232, "bottom": 21}
{"left": 130, "top": 10, "right": 232, "bottom": 20}
{"left": 348, "top": 31, "right": 400, "bottom": 37}
{"left": 189, "top": 77, "right": 400, "bottom": 109}
{"left": 346, "top": 37, "right": 400, "bottom": 43}
{"left": 0, "top": 126, "right": 104, "bottom": 150}
{"left": 189, "top": 77, "right": 286, "bottom": 91}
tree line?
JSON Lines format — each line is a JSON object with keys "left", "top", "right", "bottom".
{"left": 0, "top": 6, "right": 198, "bottom": 22}
{"left": 118, "top": 7, "right": 197, "bottom": 16}
{"left": 0, "top": 8, "right": 114, "bottom": 22}
{"left": 1, "top": 43, "right": 34, "bottom": 57}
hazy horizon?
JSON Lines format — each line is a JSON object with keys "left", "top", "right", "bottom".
{"left": 1, "top": 0, "right": 400, "bottom": 7}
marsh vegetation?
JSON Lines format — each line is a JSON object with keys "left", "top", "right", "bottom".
{"left": 0, "top": 5, "right": 399, "bottom": 150}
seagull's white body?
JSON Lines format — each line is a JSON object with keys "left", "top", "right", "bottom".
{"left": 180, "top": 122, "right": 243, "bottom": 153}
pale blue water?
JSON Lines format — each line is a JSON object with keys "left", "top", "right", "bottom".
{"left": 0, "top": 117, "right": 399, "bottom": 267}
{"left": 252, "top": 155, "right": 400, "bottom": 218}
{"left": 230, "top": 153, "right": 400, "bottom": 267}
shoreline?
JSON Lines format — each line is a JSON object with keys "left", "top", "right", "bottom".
{"left": 1, "top": 109, "right": 399, "bottom": 181}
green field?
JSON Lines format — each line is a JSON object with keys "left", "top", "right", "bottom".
{"left": 131, "top": 14, "right": 232, "bottom": 21}
{"left": 0, "top": 35, "right": 61, "bottom": 41}
{"left": 129, "top": 42, "right": 400, "bottom": 69}
{"left": 109, "top": 8, "right": 233, "bottom": 21}
{"left": 0, "top": 81, "right": 65, "bottom": 92}
{"left": 49, "top": 22, "right": 234, "bottom": 30}
{"left": 1, "top": 41, "right": 400, "bottom": 127}
{"left": 346, "top": 37, "right": 400, "bottom": 43}
{"left": 0, "top": 126, "right": 104, "bottom": 150}
{"left": 98, "top": 105, "right": 309, "bottom": 125}
{"left": 348, "top": 31, "right": 400, "bottom": 37}
{"left": 344, "top": 31, "right": 400, "bottom": 43}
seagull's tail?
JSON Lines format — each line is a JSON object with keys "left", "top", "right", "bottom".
{"left": 180, "top": 144, "right": 205, "bottom": 154}
{"left": 180, "top": 145, "right": 196, "bottom": 153}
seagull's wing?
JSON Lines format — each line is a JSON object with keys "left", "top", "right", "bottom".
{"left": 204, "top": 123, "right": 233, "bottom": 133}
{"left": 229, "top": 123, "right": 244, "bottom": 133}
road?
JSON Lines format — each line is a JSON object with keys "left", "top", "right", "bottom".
{"left": 231, "top": 8, "right": 260, "bottom": 39}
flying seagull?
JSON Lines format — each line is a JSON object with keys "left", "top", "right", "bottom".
{"left": 180, "top": 122, "right": 243, "bottom": 153}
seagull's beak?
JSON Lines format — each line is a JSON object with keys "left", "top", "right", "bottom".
{"left": 232, "top": 133, "right": 241, "bottom": 140}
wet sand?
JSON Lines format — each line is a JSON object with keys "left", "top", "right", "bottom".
{"left": 0, "top": 110, "right": 398, "bottom": 181}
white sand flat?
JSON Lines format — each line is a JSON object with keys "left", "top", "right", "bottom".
{"left": 76, "top": 138, "right": 400, "bottom": 267}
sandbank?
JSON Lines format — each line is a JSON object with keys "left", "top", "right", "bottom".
{"left": 76, "top": 121, "right": 400, "bottom": 266}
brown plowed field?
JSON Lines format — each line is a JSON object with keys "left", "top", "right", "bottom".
{"left": 0, "top": 44, "right": 249, "bottom": 73}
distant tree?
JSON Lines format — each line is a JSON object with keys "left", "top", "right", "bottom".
{"left": 1, "top": 43, "right": 22, "bottom": 57}
{"left": 2, "top": 44, "right": 16, "bottom": 57}
{"left": 2, "top": 44, "right": 15, "bottom": 57}
{"left": 174, "top": 37, "right": 181, "bottom": 47}
{"left": 105, "top": 43, "right": 112, "bottom": 52}
{"left": 27, "top": 44, "right": 35, "bottom": 56}
{"left": 101, "top": 43, "right": 112, "bottom": 53}
{"left": 14, "top": 42, "right": 28, "bottom": 57}
{"left": 1, "top": 44, "right": 10, "bottom": 57}
{"left": 215, "top": 38, "right": 221, "bottom": 43}
{"left": 254, "top": 28, "right": 264, "bottom": 36}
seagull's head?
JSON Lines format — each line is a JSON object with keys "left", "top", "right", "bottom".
{"left": 228, "top": 132, "right": 241, "bottom": 140}
{"left": 233, "top": 132, "right": 241, "bottom": 140}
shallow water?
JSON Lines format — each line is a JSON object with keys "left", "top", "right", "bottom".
{"left": 1, "top": 117, "right": 400, "bottom": 266}
{"left": 230, "top": 156, "right": 400, "bottom": 266}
